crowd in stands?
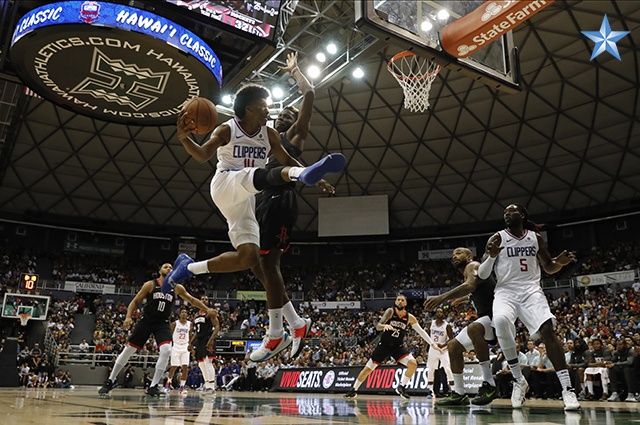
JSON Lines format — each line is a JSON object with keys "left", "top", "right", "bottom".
{"left": 2, "top": 239, "right": 640, "bottom": 397}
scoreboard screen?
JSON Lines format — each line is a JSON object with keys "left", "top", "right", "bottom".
{"left": 164, "top": 1, "right": 283, "bottom": 42}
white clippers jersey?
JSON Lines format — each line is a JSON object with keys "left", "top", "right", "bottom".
{"left": 430, "top": 320, "right": 449, "bottom": 346}
{"left": 494, "top": 229, "right": 541, "bottom": 289}
{"left": 216, "top": 118, "right": 271, "bottom": 170}
{"left": 172, "top": 320, "right": 191, "bottom": 351}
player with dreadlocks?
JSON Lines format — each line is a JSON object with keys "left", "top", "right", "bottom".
{"left": 477, "top": 203, "right": 580, "bottom": 411}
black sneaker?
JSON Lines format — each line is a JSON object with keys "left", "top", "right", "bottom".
{"left": 98, "top": 379, "right": 115, "bottom": 396}
{"left": 146, "top": 385, "right": 166, "bottom": 397}
{"left": 436, "top": 392, "right": 469, "bottom": 406}
{"left": 344, "top": 390, "right": 357, "bottom": 400}
{"left": 471, "top": 381, "right": 498, "bottom": 406}
{"left": 395, "top": 385, "right": 410, "bottom": 400}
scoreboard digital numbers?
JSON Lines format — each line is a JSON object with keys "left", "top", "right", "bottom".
{"left": 164, "top": 0, "right": 282, "bottom": 42}
{"left": 19, "top": 273, "right": 39, "bottom": 291}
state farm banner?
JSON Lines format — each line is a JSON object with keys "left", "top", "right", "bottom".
{"left": 272, "top": 363, "right": 483, "bottom": 395}
{"left": 440, "top": 0, "right": 554, "bottom": 58}
{"left": 308, "top": 301, "right": 361, "bottom": 310}
{"left": 575, "top": 270, "right": 636, "bottom": 288}
{"left": 64, "top": 281, "right": 116, "bottom": 294}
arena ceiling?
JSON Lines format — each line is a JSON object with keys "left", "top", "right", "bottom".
{"left": 0, "top": 1, "right": 639, "bottom": 240}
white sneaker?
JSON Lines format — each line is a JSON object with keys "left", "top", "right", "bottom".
{"left": 511, "top": 377, "right": 528, "bottom": 409}
{"left": 607, "top": 392, "right": 620, "bottom": 402}
{"left": 625, "top": 393, "right": 637, "bottom": 402}
{"left": 290, "top": 318, "right": 312, "bottom": 359}
{"left": 249, "top": 333, "right": 292, "bottom": 362}
{"left": 562, "top": 388, "right": 581, "bottom": 411}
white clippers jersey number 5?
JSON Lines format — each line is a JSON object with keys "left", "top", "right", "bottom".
{"left": 494, "top": 229, "right": 541, "bottom": 288}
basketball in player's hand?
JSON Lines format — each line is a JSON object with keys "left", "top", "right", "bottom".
{"left": 181, "top": 97, "right": 218, "bottom": 135}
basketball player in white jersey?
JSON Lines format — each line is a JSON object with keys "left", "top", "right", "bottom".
{"left": 164, "top": 85, "right": 346, "bottom": 360}
{"left": 477, "top": 203, "right": 580, "bottom": 411}
{"left": 166, "top": 308, "right": 193, "bottom": 394}
{"left": 426, "top": 308, "right": 454, "bottom": 397}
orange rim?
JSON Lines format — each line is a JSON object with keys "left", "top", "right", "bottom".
{"left": 387, "top": 51, "right": 441, "bottom": 81}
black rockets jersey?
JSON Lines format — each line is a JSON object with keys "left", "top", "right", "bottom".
{"left": 194, "top": 311, "right": 213, "bottom": 339}
{"left": 470, "top": 274, "right": 496, "bottom": 318}
{"left": 143, "top": 279, "right": 174, "bottom": 320}
{"left": 380, "top": 308, "right": 409, "bottom": 346}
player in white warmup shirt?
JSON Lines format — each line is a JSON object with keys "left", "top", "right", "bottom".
{"left": 477, "top": 203, "right": 580, "bottom": 411}
{"left": 426, "top": 308, "right": 454, "bottom": 397}
{"left": 166, "top": 308, "right": 193, "bottom": 394}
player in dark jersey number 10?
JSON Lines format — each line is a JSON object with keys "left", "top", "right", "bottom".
{"left": 98, "top": 263, "right": 213, "bottom": 397}
{"left": 344, "top": 295, "right": 442, "bottom": 400}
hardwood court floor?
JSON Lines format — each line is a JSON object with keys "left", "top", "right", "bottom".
{"left": 1, "top": 386, "right": 640, "bottom": 424}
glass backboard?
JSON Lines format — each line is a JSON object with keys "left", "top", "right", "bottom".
{"left": 355, "top": 0, "right": 521, "bottom": 93}
{"left": 2, "top": 293, "right": 50, "bottom": 321}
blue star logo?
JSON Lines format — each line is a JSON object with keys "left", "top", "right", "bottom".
{"left": 581, "top": 15, "right": 630, "bottom": 61}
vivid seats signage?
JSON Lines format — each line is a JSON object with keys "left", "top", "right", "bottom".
{"left": 11, "top": 1, "right": 221, "bottom": 125}
{"left": 273, "top": 364, "right": 484, "bottom": 394}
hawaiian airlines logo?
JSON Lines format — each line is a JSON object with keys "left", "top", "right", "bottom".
{"left": 70, "top": 48, "right": 170, "bottom": 111}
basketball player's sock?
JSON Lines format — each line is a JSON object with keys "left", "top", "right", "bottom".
{"left": 204, "top": 358, "right": 216, "bottom": 389}
{"left": 287, "top": 167, "right": 304, "bottom": 181}
{"left": 452, "top": 373, "right": 465, "bottom": 395}
{"left": 400, "top": 374, "right": 410, "bottom": 387}
{"left": 109, "top": 345, "right": 137, "bottom": 382}
{"left": 199, "top": 361, "right": 209, "bottom": 382}
{"left": 282, "top": 302, "right": 305, "bottom": 329}
{"left": 188, "top": 261, "right": 209, "bottom": 275}
{"left": 479, "top": 360, "right": 495, "bottom": 386}
{"left": 556, "top": 369, "right": 572, "bottom": 391}
{"left": 268, "top": 308, "right": 284, "bottom": 337}
{"left": 506, "top": 358, "right": 523, "bottom": 381}
{"left": 586, "top": 380, "right": 594, "bottom": 395}
{"left": 354, "top": 378, "right": 364, "bottom": 391}
{"left": 150, "top": 344, "right": 171, "bottom": 387}
{"left": 180, "top": 380, "right": 186, "bottom": 388}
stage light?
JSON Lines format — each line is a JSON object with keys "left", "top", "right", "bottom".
{"left": 352, "top": 67, "right": 364, "bottom": 79}
{"left": 326, "top": 43, "right": 338, "bottom": 55}
{"left": 307, "top": 65, "right": 321, "bottom": 79}
{"left": 271, "top": 86, "right": 284, "bottom": 99}
{"left": 437, "top": 9, "right": 450, "bottom": 20}
{"left": 421, "top": 20, "right": 433, "bottom": 31}
{"left": 316, "top": 52, "right": 326, "bottom": 63}
{"left": 222, "top": 94, "right": 232, "bottom": 105}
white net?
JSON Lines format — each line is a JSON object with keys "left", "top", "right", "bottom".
{"left": 19, "top": 313, "right": 31, "bottom": 326}
{"left": 387, "top": 51, "right": 441, "bottom": 113}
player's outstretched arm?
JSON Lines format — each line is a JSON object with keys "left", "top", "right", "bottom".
{"left": 408, "top": 314, "right": 442, "bottom": 352}
{"left": 175, "top": 284, "right": 211, "bottom": 312}
{"left": 424, "top": 262, "right": 480, "bottom": 310}
{"left": 279, "top": 52, "right": 314, "bottom": 151}
{"left": 536, "top": 233, "right": 577, "bottom": 275}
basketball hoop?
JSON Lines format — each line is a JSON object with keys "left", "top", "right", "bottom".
{"left": 387, "top": 51, "right": 441, "bottom": 113}
{"left": 19, "top": 312, "right": 31, "bottom": 326}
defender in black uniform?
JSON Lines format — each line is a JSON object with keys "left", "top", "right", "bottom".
{"left": 424, "top": 247, "right": 498, "bottom": 406}
{"left": 250, "top": 52, "right": 318, "bottom": 362}
{"left": 98, "top": 263, "right": 211, "bottom": 397}
{"left": 344, "top": 294, "right": 442, "bottom": 400}
{"left": 191, "top": 296, "right": 219, "bottom": 393}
